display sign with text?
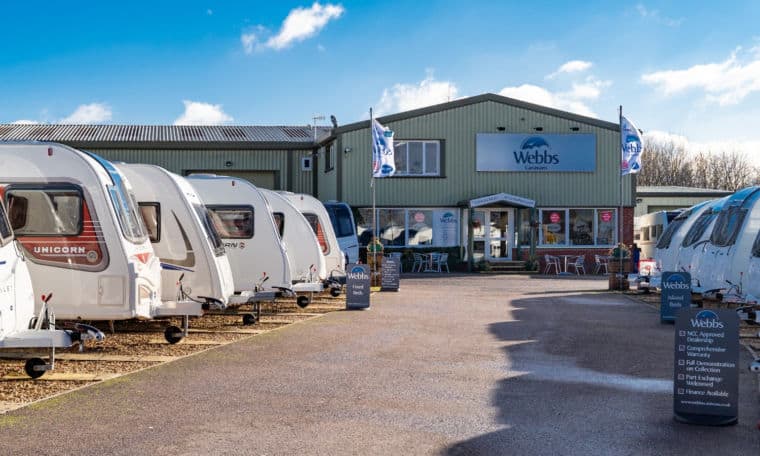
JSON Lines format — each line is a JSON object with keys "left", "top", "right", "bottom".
{"left": 381, "top": 258, "right": 400, "bottom": 291}
{"left": 661, "top": 271, "right": 691, "bottom": 323}
{"left": 673, "top": 308, "right": 740, "bottom": 426}
{"left": 346, "top": 264, "right": 370, "bottom": 309}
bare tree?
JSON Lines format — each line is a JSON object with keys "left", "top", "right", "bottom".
{"left": 637, "top": 138, "right": 693, "bottom": 186}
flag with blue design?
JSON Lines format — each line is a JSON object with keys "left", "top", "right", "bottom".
{"left": 620, "top": 115, "right": 643, "bottom": 176}
{"left": 372, "top": 119, "right": 395, "bottom": 178}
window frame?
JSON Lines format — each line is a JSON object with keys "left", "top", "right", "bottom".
{"left": 206, "top": 205, "right": 255, "bottom": 240}
{"left": 392, "top": 140, "right": 443, "bottom": 177}
{"left": 324, "top": 143, "right": 335, "bottom": 172}
{"left": 357, "top": 207, "right": 458, "bottom": 248}
{"left": 538, "top": 208, "right": 618, "bottom": 247}
{"left": 5, "top": 185, "right": 85, "bottom": 237}
{"left": 138, "top": 202, "right": 161, "bottom": 243}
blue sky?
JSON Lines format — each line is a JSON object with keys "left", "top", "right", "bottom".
{"left": 3, "top": 1, "right": 760, "bottom": 159}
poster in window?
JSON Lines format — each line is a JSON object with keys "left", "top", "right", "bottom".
{"left": 433, "top": 210, "right": 458, "bottom": 247}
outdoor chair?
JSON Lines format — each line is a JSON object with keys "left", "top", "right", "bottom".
{"left": 412, "top": 253, "right": 424, "bottom": 272}
{"left": 594, "top": 254, "right": 609, "bottom": 274}
{"left": 543, "top": 254, "right": 560, "bottom": 274}
{"left": 567, "top": 255, "right": 586, "bottom": 275}
{"left": 435, "top": 252, "right": 450, "bottom": 273}
{"left": 426, "top": 252, "right": 441, "bottom": 272}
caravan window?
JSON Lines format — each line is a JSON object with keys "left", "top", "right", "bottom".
{"left": 108, "top": 185, "right": 148, "bottom": 244}
{"left": 710, "top": 207, "right": 746, "bottom": 247}
{"left": 138, "top": 203, "right": 161, "bottom": 243}
{"left": 656, "top": 219, "right": 684, "bottom": 249}
{"left": 0, "top": 202, "right": 12, "bottom": 244}
{"left": 752, "top": 231, "right": 760, "bottom": 257}
{"left": 681, "top": 213, "right": 715, "bottom": 247}
{"left": 6, "top": 188, "right": 83, "bottom": 236}
{"left": 193, "top": 205, "right": 225, "bottom": 256}
{"left": 325, "top": 204, "right": 355, "bottom": 238}
{"left": 272, "top": 212, "right": 285, "bottom": 238}
{"left": 304, "top": 213, "right": 330, "bottom": 254}
{"left": 206, "top": 205, "right": 253, "bottom": 239}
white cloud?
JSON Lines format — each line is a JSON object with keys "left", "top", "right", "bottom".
{"left": 241, "top": 2, "right": 344, "bottom": 54}
{"left": 11, "top": 119, "right": 40, "bottom": 125}
{"left": 499, "top": 76, "right": 610, "bottom": 117}
{"left": 636, "top": 4, "right": 683, "bottom": 27}
{"left": 60, "top": 103, "right": 112, "bottom": 124}
{"left": 174, "top": 100, "right": 233, "bottom": 125}
{"left": 641, "top": 47, "right": 760, "bottom": 105}
{"left": 546, "top": 60, "right": 592, "bottom": 79}
{"left": 374, "top": 74, "right": 459, "bottom": 116}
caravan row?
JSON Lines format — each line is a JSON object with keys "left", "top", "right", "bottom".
{"left": 0, "top": 142, "right": 357, "bottom": 376}
{"left": 652, "top": 186, "right": 760, "bottom": 303}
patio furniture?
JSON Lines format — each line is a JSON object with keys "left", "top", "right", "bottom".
{"left": 567, "top": 255, "right": 586, "bottom": 275}
{"left": 543, "top": 254, "right": 560, "bottom": 274}
{"left": 434, "top": 252, "right": 450, "bottom": 273}
{"left": 412, "top": 253, "right": 424, "bottom": 272}
{"left": 425, "top": 252, "right": 441, "bottom": 272}
{"left": 594, "top": 255, "right": 609, "bottom": 274}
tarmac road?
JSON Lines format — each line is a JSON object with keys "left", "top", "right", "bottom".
{"left": 0, "top": 275, "right": 758, "bottom": 455}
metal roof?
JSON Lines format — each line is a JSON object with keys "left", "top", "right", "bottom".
{"left": 637, "top": 186, "right": 734, "bottom": 197}
{"left": 0, "top": 124, "right": 332, "bottom": 149}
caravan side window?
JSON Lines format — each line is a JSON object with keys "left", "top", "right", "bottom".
{"left": 304, "top": 213, "right": 329, "bottom": 254}
{"left": 138, "top": 203, "right": 161, "bottom": 243}
{"left": 272, "top": 212, "right": 285, "bottom": 238}
{"left": 710, "top": 207, "right": 746, "bottom": 247}
{"left": 681, "top": 213, "right": 715, "bottom": 247}
{"left": 206, "top": 205, "right": 254, "bottom": 239}
{"left": 6, "top": 188, "right": 83, "bottom": 236}
{"left": 0, "top": 202, "right": 12, "bottom": 245}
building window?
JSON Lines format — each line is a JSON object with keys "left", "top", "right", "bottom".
{"left": 393, "top": 141, "right": 441, "bottom": 176}
{"left": 357, "top": 207, "right": 459, "bottom": 247}
{"left": 539, "top": 208, "right": 617, "bottom": 247}
{"left": 324, "top": 144, "right": 335, "bottom": 172}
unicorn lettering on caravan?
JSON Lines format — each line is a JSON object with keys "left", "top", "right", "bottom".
{"left": 33, "top": 245, "right": 86, "bottom": 255}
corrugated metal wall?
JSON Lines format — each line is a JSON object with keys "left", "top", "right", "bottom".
{"left": 635, "top": 196, "right": 718, "bottom": 217}
{"left": 336, "top": 101, "right": 633, "bottom": 207}
{"left": 88, "top": 148, "right": 312, "bottom": 194}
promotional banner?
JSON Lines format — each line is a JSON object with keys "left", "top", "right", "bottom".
{"left": 346, "top": 263, "right": 370, "bottom": 309}
{"left": 620, "top": 115, "right": 643, "bottom": 176}
{"left": 372, "top": 119, "right": 395, "bottom": 178}
{"left": 476, "top": 134, "right": 596, "bottom": 172}
{"left": 432, "top": 210, "right": 459, "bottom": 247}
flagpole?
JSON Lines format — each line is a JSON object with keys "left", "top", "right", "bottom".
{"left": 370, "top": 108, "right": 377, "bottom": 281}
{"left": 619, "top": 105, "right": 624, "bottom": 288}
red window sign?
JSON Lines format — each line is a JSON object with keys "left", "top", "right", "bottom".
{"left": 600, "top": 211, "right": 613, "bottom": 222}
{"left": 549, "top": 212, "right": 561, "bottom": 223}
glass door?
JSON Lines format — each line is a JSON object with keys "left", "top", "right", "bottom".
{"left": 473, "top": 209, "right": 514, "bottom": 261}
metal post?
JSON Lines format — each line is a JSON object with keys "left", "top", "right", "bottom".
{"left": 370, "top": 108, "right": 377, "bottom": 283}
{"left": 619, "top": 106, "right": 624, "bottom": 287}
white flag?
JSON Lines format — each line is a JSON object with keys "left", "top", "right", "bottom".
{"left": 621, "top": 115, "right": 643, "bottom": 176}
{"left": 372, "top": 119, "right": 395, "bottom": 178}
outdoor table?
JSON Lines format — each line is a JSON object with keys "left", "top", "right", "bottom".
{"left": 558, "top": 254, "right": 579, "bottom": 275}
{"left": 423, "top": 252, "right": 440, "bottom": 272}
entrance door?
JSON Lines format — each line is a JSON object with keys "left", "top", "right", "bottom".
{"left": 473, "top": 209, "right": 514, "bottom": 261}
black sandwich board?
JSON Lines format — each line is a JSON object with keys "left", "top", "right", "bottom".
{"left": 381, "top": 258, "right": 400, "bottom": 292}
{"left": 661, "top": 271, "right": 691, "bottom": 323}
{"left": 673, "top": 308, "right": 740, "bottom": 426}
{"left": 346, "top": 263, "right": 370, "bottom": 309}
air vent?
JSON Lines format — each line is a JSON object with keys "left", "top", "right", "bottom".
{"left": 283, "top": 127, "right": 311, "bottom": 139}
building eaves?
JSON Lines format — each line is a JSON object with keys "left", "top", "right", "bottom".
{"left": 637, "top": 185, "right": 734, "bottom": 197}
{"left": 334, "top": 93, "right": 621, "bottom": 135}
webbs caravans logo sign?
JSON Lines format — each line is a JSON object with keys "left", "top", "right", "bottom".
{"left": 476, "top": 133, "right": 596, "bottom": 172}
{"left": 662, "top": 273, "right": 690, "bottom": 290}
{"left": 348, "top": 265, "right": 369, "bottom": 281}
{"left": 690, "top": 310, "right": 725, "bottom": 329}
{"left": 513, "top": 137, "right": 559, "bottom": 169}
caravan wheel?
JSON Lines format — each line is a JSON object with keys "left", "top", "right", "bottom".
{"left": 297, "top": 295, "right": 310, "bottom": 309}
{"left": 242, "top": 314, "right": 257, "bottom": 326}
{"left": 24, "top": 358, "right": 46, "bottom": 379}
{"left": 164, "top": 325, "right": 184, "bottom": 344}
{"left": 330, "top": 287, "right": 342, "bottom": 297}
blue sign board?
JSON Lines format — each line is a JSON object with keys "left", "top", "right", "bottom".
{"left": 661, "top": 271, "right": 691, "bottom": 323}
{"left": 476, "top": 133, "right": 596, "bottom": 172}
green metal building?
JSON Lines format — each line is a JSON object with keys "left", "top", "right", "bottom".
{"left": 0, "top": 93, "right": 635, "bottom": 270}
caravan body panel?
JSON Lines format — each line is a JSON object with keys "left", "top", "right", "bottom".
{"left": 187, "top": 175, "right": 292, "bottom": 292}
{"left": 117, "top": 164, "right": 235, "bottom": 306}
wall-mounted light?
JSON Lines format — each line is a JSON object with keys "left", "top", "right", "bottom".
{"left": 344, "top": 147, "right": 352, "bottom": 155}
{"left": 570, "top": 127, "right": 580, "bottom": 131}
{"left": 534, "top": 127, "right": 543, "bottom": 132}
{"left": 497, "top": 126, "right": 506, "bottom": 131}
{"left": 225, "top": 160, "right": 233, "bottom": 167}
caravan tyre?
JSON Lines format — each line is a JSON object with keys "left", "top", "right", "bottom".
{"left": 297, "top": 295, "right": 310, "bottom": 309}
{"left": 164, "top": 325, "right": 184, "bottom": 344}
{"left": 25, "top": 358, "right": 46, "bottom": 379}
{"left": 242, "top": 314, "right": 257, "bottom": 326}
{"left": 330, "top": 287, "right": 341, "bottom": 297}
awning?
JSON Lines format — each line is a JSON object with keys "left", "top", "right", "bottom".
{"left": 464, "top": 193, "right": 536, "bottom": 209}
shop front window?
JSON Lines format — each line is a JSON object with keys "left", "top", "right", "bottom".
{"left": 541, "top": 210, "right": 566, "bottom": 245}
{"left": 378, "top": 209, "right": 405, "bottom": 246}
{"left": 570, "top": 209, "right": 594, "bottom": 246}
{"left": 539, "top": 208, "right": 617, "bottom": 247}
{"left": 596, "top": 209, "right": 617, "bottom": 245}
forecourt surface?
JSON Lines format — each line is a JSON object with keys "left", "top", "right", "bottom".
{"left": 0, "top": 275, "right": 757, "bottom": 455}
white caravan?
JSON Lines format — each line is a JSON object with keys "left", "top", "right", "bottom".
{"left": 323, "top": 201, "right": 359, "bottom": 264}
{"left": 186, "top": 175, "right": 293, "bottom": 297}
{"left": 259, "top": 189, "right": 324, "bottom": 298}
{"left": 654, "top": 200, "right": 713, "bottom": 275}
{"left": 694, "top": 187, "right": 760, "bottom": 295}
{"left": 116, "top": 164, "right": 235, "bottom": 309}
{"left": 635, "top": 210, "right": 681, "bottom": 260}
{"left": 674, "top": 197, "right": 729, "bottom": 291}
{"left": 0, "top": 142, "right": 201, "bottom": 343}
{"left": 280, "top": 192, "right": 346, "bottom": 293}
{"left": 0, "top": 198, "right": 104, "bottom": 378}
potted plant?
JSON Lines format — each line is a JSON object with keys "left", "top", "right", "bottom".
{"left": 608, "top": 243, "right": 632, "bottom": 274}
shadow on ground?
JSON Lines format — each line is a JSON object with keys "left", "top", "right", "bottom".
{"left": 440, "top": 292, "right": 760, "bottom": 456}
